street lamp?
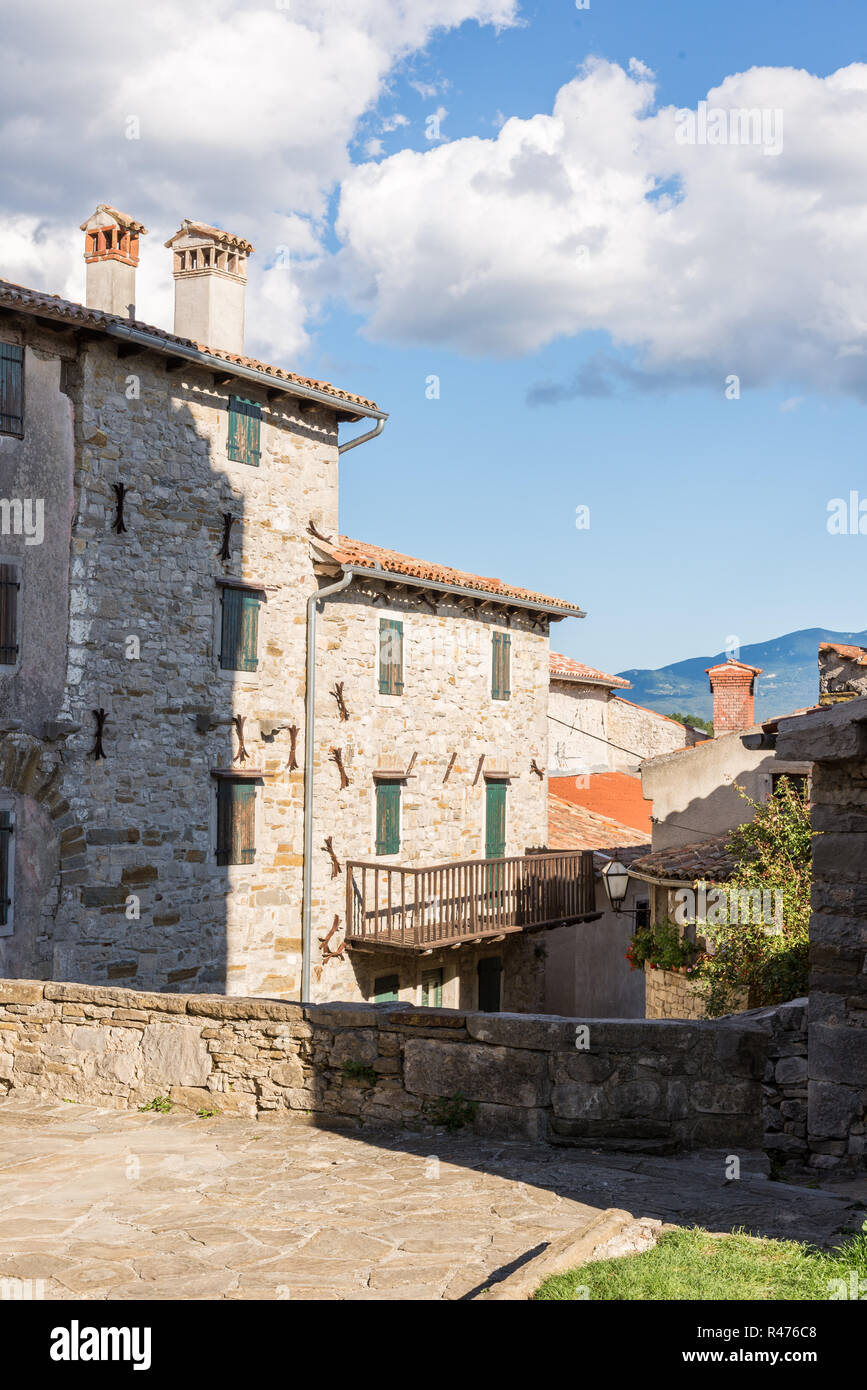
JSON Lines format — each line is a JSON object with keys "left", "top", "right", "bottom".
{"left": 601, "top": 858, "right": 630, "bottom": 913}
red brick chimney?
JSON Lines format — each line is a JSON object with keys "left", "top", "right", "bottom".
{"left": 706, "top": 658, "right": 762, "bottom": 734}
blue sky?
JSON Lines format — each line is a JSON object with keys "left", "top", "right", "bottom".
{"left": 323, "top": 0, "right": 867, "bottom": 673}
{"left": 3, "top": 0, "right": 867, "bottom": 677}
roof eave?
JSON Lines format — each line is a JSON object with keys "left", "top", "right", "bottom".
{"left": 337, "top": 562, "right": 585, "bottom": 620}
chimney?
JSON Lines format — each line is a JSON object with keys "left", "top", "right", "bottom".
{"left": 81, "top": 205, "right": 148, "bottom": 318}
{"left": 164, "top": 220, "right": 254, "bottom": 354}
{"left": 706, "top": 658, "right": 763, "bottom": 734}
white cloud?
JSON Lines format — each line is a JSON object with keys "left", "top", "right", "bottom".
{"left": 0, "top": 0, "right": 518, "bottom": 361}
{"left": 336, "top": 58, "right": 867, "bottom": 397}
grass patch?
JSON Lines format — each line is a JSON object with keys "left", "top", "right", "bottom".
{"left": 534, "top": 1227, "right": 867, "bottom": 1301}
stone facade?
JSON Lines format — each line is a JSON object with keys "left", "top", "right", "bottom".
{"left": 776, "top": 697, "right": 867, "bottom": 1170}
{"left": 0, "top": 976, "right": 804, "bottom": 1158}
{"left": 548, "top": 681, "right": 695, "bottom": 778}
{"left": 644, "top": 963, "right": 708, "bottom": 1020}
{"left": 0, "top": 254, "right": 576, "bottom": 1007}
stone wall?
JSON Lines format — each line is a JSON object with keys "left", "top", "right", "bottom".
{"left": 607, "top": 697, "right": 698, "bottom": 772}
{"left": 0, "top": 978, "right": 805, "bottom": 1159}
{"left": 644, "top": 964, "right": 708, "bottom": 1020}
{"left": 777, "top": 697, "right": 867, "bottom": 1171}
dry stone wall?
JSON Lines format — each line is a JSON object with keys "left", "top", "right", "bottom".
{"left": 0, "top": 978, "right": 805, "bottom": 1161}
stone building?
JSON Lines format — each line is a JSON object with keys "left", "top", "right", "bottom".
{"left": 0, "top": 204, "right": 590, "bottom": 1009}
{"left": 818, "top": 640, "right": 867, "bottom": 705}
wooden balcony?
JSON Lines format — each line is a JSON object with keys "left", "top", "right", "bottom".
{"left": 345, "top": 850, "right": 598, "bottom": 953}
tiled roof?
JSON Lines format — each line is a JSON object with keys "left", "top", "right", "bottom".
{"left": 630, "top": 835, "right": 736, "bottom": 883}
{"left": 706, "top": 658, "right": 763, "bottom": 677}
{"left": 80, "top": 205, "right": 147, "bottom": 235}
{"left": 164, "top": 220, "right": 254, "bottom": 253}
{"left": 0, "top": 280, "right": 378, "bottom": 411}
{"left": 548, "top": 794, "right": 651, "bottom": 852}
{"left": 819, "top": 641, "right": 867, "bottom": 666}
{"left": 321, "top": 535, "right": 584, "bottom": 615}
{"left": 549, "top": 652, "right": 631, "bottom": 688}
{"left": 549, "top": 770, "right": 654, "bottom": 835}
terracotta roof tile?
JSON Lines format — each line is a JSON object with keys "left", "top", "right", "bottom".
{"left": 819, "top": 641, "right": 867, "bottom": 666}
{"left": 630, "top": 835, "right": 736, "bottom": 883}
{"left": 549, "top": 770, "right": 654, "bottom": 835}
{"left": 0, "top": 280, "right": 378, "bottom": 411}
{"left": 549, "top": 652, "right": 631, "bottom": 688}
{"left": 548, "top": 794, "right": 651, "bottom": 852}
{"left": 324, "top": 535, "right": 584, "bottom": 615}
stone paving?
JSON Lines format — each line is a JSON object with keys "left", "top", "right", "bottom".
{"left": 0, "top": 1095, "right": 864, "bottom": 1301}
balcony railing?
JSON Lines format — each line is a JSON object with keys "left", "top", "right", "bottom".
{"left": 345, "top": 849, "right": 597, "bottom": 951}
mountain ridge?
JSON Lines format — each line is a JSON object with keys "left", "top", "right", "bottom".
{"left": 616, "top": 627, "right": 867, "bottom": 722}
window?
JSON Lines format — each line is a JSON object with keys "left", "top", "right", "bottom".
{"left": 219, "top": 584, "right": 261, "bottom": 671}
{"left": 491, "top": 631, "right": 511, "bottom": 700}
{"left": 375, "top": 781, "right": 401, "bottom": 856}
{"left": 421, "top": 968, "right": 443, "bottom": 1008}
{"left": 215, "top": 778, "right": 257, "bottom": 865}
{"left": 635, "top": 898, "right": 650, "bottom": 930}
{"left": 227, "top": 396, "right": 261, "bottom": 466}
{"left": 0, "top": 344, "right": 23, "bottom": 437}
{"left": 378, "top": 618, "right": 404, "bottom": 694}
{"left": 477, "top": 956, "right": 502, "bottom": 1013}
{"left": 374, "top": 974, "right": 399, "bottom": 1002}
{"left": 771, "top": 772, "right": 808, "bottom": 801}
{"left": 0, "top": 563, "right": 20, "bottom": 666}
{"left": 0, "top": 806, "right": 13, "bottom": 933}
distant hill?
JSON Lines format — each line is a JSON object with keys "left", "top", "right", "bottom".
{"left": 617, "top": 628, "right": 867, "bottom": 723}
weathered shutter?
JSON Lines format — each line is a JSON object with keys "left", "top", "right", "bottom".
{"left": 227, "top": 396, "right": 261, "bottom": 466}
{"left": 375, "top": 782, "right": 400, "bottom": 855}
{"left": 485, "top": 782, "right": 507, "bottom": 859}
{"left": 421, "top": 968, "right": 443, "bottom": 1008}
{"left": 220, "top": 587, "right": 259, "bottom": 671}
{"left": 0, "top": 809, "right": 12, "bottom": 927}
{"left": 378, "top": 618, "right": 404, "bottom": 694}
{"left": 216, "top": 781, "right": 256, "bottom": 865}
{"left": 492, "top": 631, "right": 510, "bottom": 699}
{"left": 0, "top": 564, "right": 20, "bottom": 665}
{"left": 374, "top": 974, "right": 399, "bottom": 1002}
{"left": 0, "top": 344, "right": 24, "bottom": 436}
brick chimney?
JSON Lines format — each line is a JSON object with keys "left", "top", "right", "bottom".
{"left": 164, "top": 220, "right": 254, "bottom": 354}
{"left": 81, "top": 205, "right": 148, "bottom": 318}
{"left": 706, "top": 658, "right": 763, "bottom": 734}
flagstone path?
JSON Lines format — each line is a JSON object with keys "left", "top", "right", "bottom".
{"left": 0, "top": 1095, "right": 863, "bottom": 1300}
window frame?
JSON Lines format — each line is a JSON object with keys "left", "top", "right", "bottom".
{"left": 216, "top": 579, "right": 264, "bottom": 674}
{"left": 375, "top": 779, "right": 402, "bottom": 856}
{"left": 0, "top": 801, "right": 15, "bottom": 937}
{"left": 491, "top": 630, "right": 511, "bottom": 701}
{"left": 0, "top": 342, "right": 24, "bottom": 438}
{"left": 227, "top": 395, "right": 262, "bottom": 467}
{"left": 0, "top": 559, "right": 22, "bottom": 674}
{"left": 212, "top": 775, "right": 261, "bottom": 867}
{"left": 378, "top": 616, "right": 405, "bottom": 696}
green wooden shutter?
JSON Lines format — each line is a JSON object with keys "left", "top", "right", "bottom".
{"left": 0, "top": 344, "right": 24, "bottom": 436}
{"left": 492, "top": 631, "right": 510, "bottom": 699}
{"left": 0, "top": 810, "right": 12, "bottom": 927}
{"left": 220, "top": 587, "right": 259, "bottom": 671}
{"left": 0, "top": 565, "right": 20, "bottom": 666}
{"left": 227, "top": 396, "right": 261, "bottom": 466}
{"left": 378, "top": 618, "right": 404, "bottom": 694}
{"left": 485, "top": 782, "right": 507, "bottom": 859}
{"left": 421, "top": 968, "right": 443, "bottom": 1008}
{"left": 216, "top": 781, "right": 257, "bottom": 865}
{"left": 375, "top": 782, "right": 401, "bottom": 855}
{"left": 374, "top": 974, "right": 399, "bottom": 1002}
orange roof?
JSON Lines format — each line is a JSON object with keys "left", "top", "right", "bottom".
{"left": 819, "top": 641, "right": 867, "bottom": 666}
{"left": 550, "top": 652, "right": 630, "bottom": 688}
{"left": 548, "top": 793, "right": 650, "bottom": 852}
{"left": 320, "top": 535, "right": 584, "bottom": 616}
{"left": 549, "top": 770, "right": 654, "bottom": 836}
{"left": 706, "top": 658, "right": 763, "bottom": 677}
{"left": 0, "top": 280, "right": 378, "bottom": 412}
{"left": 164, "top": 219, "right": 254, "bottom": 253}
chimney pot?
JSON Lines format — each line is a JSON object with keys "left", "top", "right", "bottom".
{"left": 706, "top": 658, "right": 763, "bottom": 734}
{"left": 164, "top": 220, "right": 255, "bottom": 355}
{"left": 81, "top": 205, "right": 148, "bottom": 318}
